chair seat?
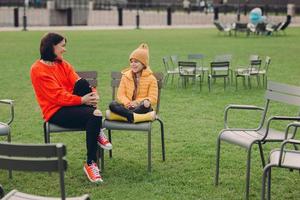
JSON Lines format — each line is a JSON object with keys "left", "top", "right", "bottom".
{"left": 0, "top": 122, "right": 9, "bottom": 136}
{"left": 235, "top": 68, "right": 249, "bottom": 75}
{"left": 196, "top": 67, "right": 209, "bottom": 72}
{"left": 2, "top": 189, "right": 89, "bottom": 200}
{"left": 47, "top": 123, "right": 85, "bottom": 133}
{"left": 103, "top": 120, "right": 152, "bottom": 131}
{"left": 220, "top": 128, "right": 292, "bottom": 148}
{"left": 259, "top": 69, "right": 266, "bottom": 74}
{"left": 269, "top": 150, "right": 300, "bottom": 169}
{"left": 220, "top": 130, "right": 264, "bottom": 148}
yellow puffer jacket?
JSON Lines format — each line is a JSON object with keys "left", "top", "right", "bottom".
{"left": 117, "top": 67, "right": 158, "bottom": 108}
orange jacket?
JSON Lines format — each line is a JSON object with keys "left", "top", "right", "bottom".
{"left": 117, "top": 67, "right": 158, "bottom": 107}
{"left": 30, "top": 60, "right": 82, "bottom": 121}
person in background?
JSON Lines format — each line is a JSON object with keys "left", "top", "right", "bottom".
{"left": 106, "top": 43, "right": 158, "bottom": 123}
{"left": 30, "top": 32, "right": 112, "bottom": 183}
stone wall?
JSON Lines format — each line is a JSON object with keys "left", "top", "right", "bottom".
{"left": 1, "top": 6, "right": 299, "bottom": 27}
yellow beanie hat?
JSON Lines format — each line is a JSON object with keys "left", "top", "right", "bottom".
{"left": 129, "top": 43, "right": 149, "bottom": 67}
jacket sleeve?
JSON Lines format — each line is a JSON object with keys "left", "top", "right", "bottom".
{"left": 32, "top": 71, "right": 82, "bottom": 106}
{"left": 117, "top": 76, "right": 131, "bottom": 106}
{"left": 65, "top": 61, "right": 80, "bottom": 86}
{"left": 146, "top": 76, "right": 158, "bottom": 105}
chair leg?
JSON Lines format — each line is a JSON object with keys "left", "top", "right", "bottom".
{"left": 96, "top": 147, "right": 104, "bottom": 172}
{"left": 243, "top": 76, "right": 246, "bottom": 88}
{"left": 215, "top": 136, "right": 221, "bottom": 186}
{"left": 235, "top": 76, "right": 238, "bottom": 91}
{"left": 245, "top": 146, "right": 252, "bottom": 200}
{"left": 164, "top": 74, "right": 169, "bottom": 86}
{"left": 248, "top": 76, "right": 251, "bottom": 89}
{"left": 208, "top": 76, "right": 211, "bottom": 92}
{"left": 7, "top": 130, "right": 12, "bottom": 179}
{"left": 256, "top": 75, "right": 260, "bottom": 87}
{"left": 267, "top": 167, "right": 272, "bottom": 200}
{"left": 147, "top": 129, "right": 152, "bottom": 173}
{"left": 108, "top": 129, "right": 112, "bottom": 158}
{"left": 261, "top": 164, "right": 272, "bottom": 200}
{"left": 100, "top": 147, "right": 104, "bottom": 172}
{"left": 258, "top": 142, "right": 266, "bottom": 167}
{"left": 157, "top": 118, "right": 165, "bottom": 161}
{"left": 43, "top": 122, "right": 50, "bottom": 143}
{"left": 223, "top": 77, "right": 226, "bottom": 90}
{"left": 0, "top": 184, "right": 4, "bottom": 199}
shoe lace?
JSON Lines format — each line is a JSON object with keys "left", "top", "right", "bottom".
{"left": 100, "top": 129, "right": 108, "bottom": 141}
{"left": 90, "top": 163, "right": 100, "bottom": 177}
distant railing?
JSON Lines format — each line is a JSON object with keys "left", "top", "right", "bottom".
{"left": 0, "top": 0, "right": 297, "bottom": 15}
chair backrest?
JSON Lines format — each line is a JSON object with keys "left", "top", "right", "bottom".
{"left": 178, "top": 61, "right": 197, "bottom": 76}
{"left": 214, "top": 54, "right": 232, "bottom": 62}
{"left": 274, "top": 22, "right": 283, "bottom": 31}
{"left": 77, "top": 71, "right": 98, "bottom": 87}
{"left": 234, "top": 22, "right": 248, "bottom": 31}
{"left": 0, "top": 143, "right": 68, "bottom": 199}
{"left": 256, "top": 23, "right": 266, "bottom": 32}
{"left": 187, "top": 54, "right": 204, "bottom": 67}
{"left": 249, "top": 59, "right": 262, "bottom": 73}
{"left": 258, "top": 82, "right": 300, "bottom": 130}
{"left": 162, "top": 56, "right": 170, "bottom": 72}
{"left": 264, "top": 56, "right": 271, "bottom": 72}
{"left": 265, "top": 82, "right": 300, "bottom": 107}
{"left": 170, "top": 55, "right": 178, "bottom": 69}
{"left": 110, "top": 71, "right": 164, "bottom": 114}
{"left": 280, "top": 15, "right": 291, "bottom": 31}
{"left": 210, "top": 61, "right": 230, "bottom": 77}
{"left": 214, "top": 21, "right": 224, "bottom": 31}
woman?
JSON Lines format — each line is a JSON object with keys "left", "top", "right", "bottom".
{"left": 30, "top": 32, "right": 112, "bottom": 183}
{"left": 106, "top": 43, "right": 158, "bottom": 123}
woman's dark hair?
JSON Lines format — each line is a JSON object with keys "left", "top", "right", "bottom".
{"left": 40, "top": 32, "right": 66, "bottom": 61}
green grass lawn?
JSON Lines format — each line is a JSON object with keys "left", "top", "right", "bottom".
{"left": 0, "top": 28, "right": 300, "bottom": 199}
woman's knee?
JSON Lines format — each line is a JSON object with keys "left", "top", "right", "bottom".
{"left": 93, "top": 109, "right": 102, "bottom": 117}
{"left": 73, "top": 78, "right": 92, "bottom": 96}
{"left": 109, "top": 101, "right": 121, "bottom": 111}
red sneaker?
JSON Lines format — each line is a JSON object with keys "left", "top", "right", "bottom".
{"left": 97, "top": 129, "right": 113, "bottom": 150}
{"left": 83, "top": 162, "right": 103, "bottom": 183}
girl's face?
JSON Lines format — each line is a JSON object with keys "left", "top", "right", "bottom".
{"left": 54, "top": 39, "right": 66, "bottom": 61}
{"left": 130, "top": 58, "right": 144, "bottom": 74}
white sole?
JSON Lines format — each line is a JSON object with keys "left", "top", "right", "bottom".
{"left": 98, "top": 142, "right": 113, "bottom": 150}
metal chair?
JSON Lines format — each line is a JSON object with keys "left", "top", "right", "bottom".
{"left": 0, "top": 99, "right": 14, "bottom": 143}
{"left": 213, "top": 21, "right": 232, "bottom": 36}
{"left": 208, "top": 61, "right": 230, "bottom": 92}
{"left": 0, "top": 142, "right": 90, "bottom": 200}
{"left": 262, "top": 122, "right": 300, "bottom": 200}
{"left": 0, "top": 99, "right": 14, "bottom": 178}
{"left": 259, "top": 56, "right": 271, "bottom": 88}
{"left": 235, "top": 55, "right": 262, "bottom": 89}
{"left": 43, "top": 71, "right": 103, "bottom": 170}
{"left": 178, "top": 61, "right": 202, "bottom": 90}
{"left": 215, "top": 81, "right": 300, "bottom": 200}
{"left": 162, "top": 56, "right": 179, "bottom": 85}
{"left": 187, "top": 53, "right": 208, "bottom": 82}
{"left": 103, "top": 72, "right": 165, "bottom": 172}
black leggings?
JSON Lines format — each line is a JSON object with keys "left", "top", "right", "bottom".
{"left": 109, "top": 100, "right": 152, "bottom": 123}
{"left": 49, "top": 79, "right": 101, "bottom": 164}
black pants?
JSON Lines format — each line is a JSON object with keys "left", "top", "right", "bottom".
{"left": 49, "top": 79, "right": 101, "bottom": 164}
{"left": 109, "top": 100, "right": 152, "bottom": 123}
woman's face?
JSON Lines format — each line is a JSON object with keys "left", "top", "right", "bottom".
{"left": 130, "top": 58, "right": 144, "bottom": 74}
{"left": 54, "top": 39, "right": 66, "bottom": 61}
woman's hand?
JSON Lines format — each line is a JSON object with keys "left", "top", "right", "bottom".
{"left": 143, "top": 99, "right": 151, "bottom": 108}
{"left": 81, "top": 92, "right": 99, "bottom": 107}
{"left": 127, "top": 101, "right": 139, "bottom": 109}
